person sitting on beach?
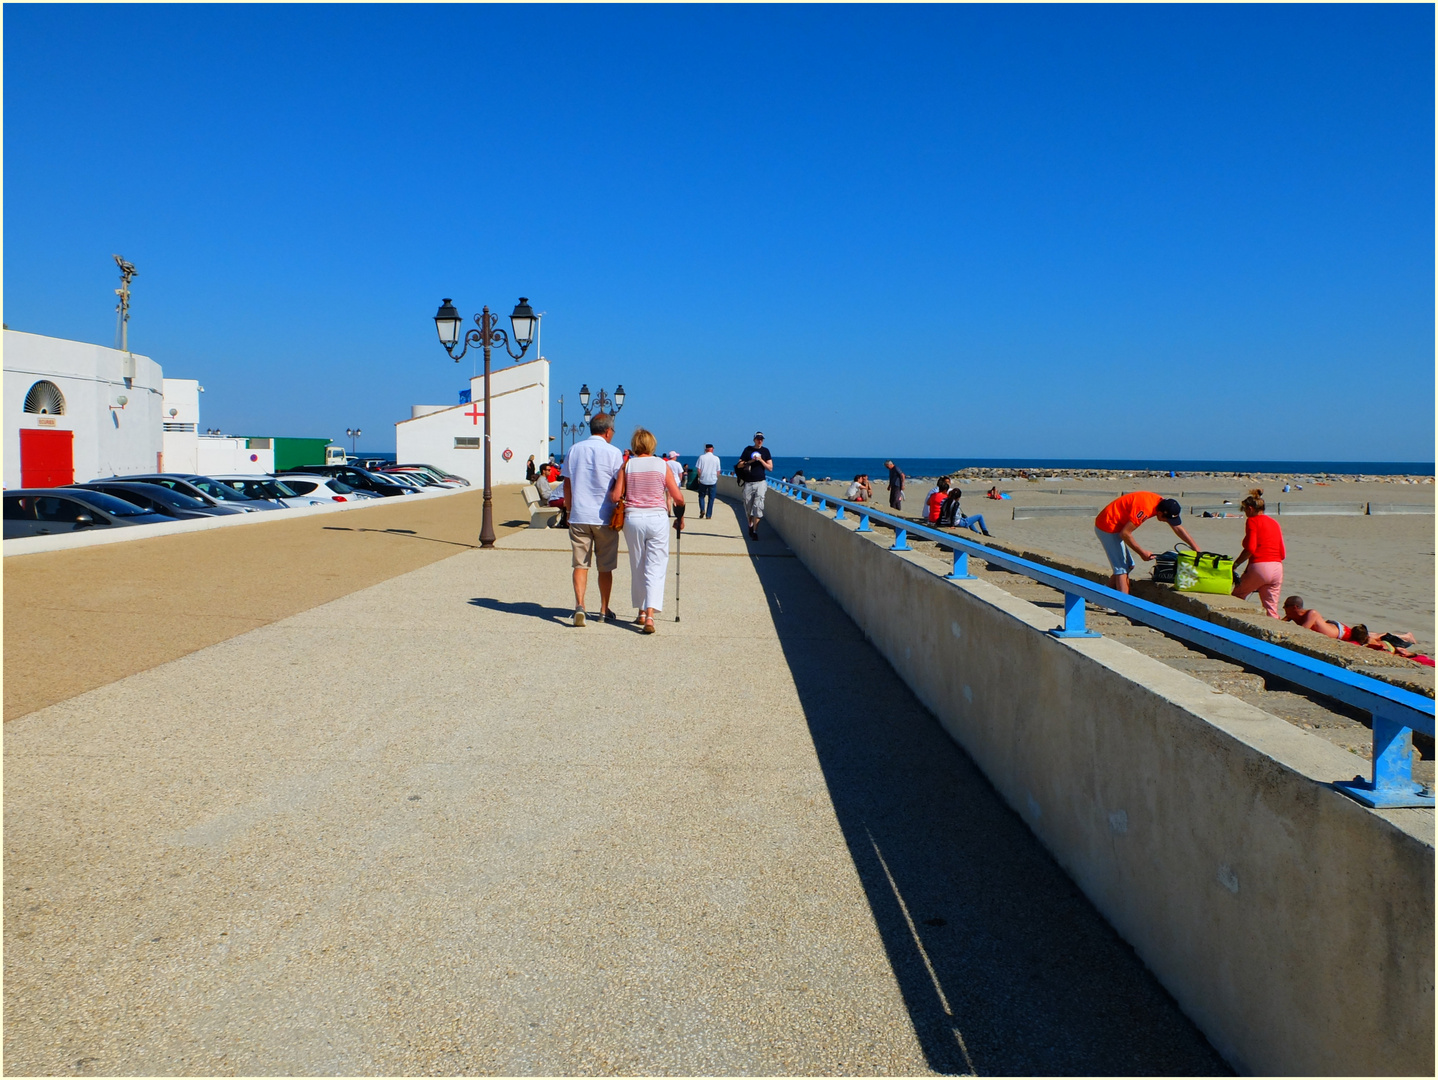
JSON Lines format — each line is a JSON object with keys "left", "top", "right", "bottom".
{"left": 1094, "top": 492, "right": 1198, "bottom": 595}
{"left": 791, "top": 470, "right": 808, "bottom": 487}
{"left": 985, "top": 486, "right": 1010, "bottom": 500}
{"left": 938, "top": 485, "right": 991, "bottom": 536}
{"left": 924, "top": 478, "right": 950, "bottom": 523}
{"left": 846, "top": 474, "right": 871, "bottom": 502}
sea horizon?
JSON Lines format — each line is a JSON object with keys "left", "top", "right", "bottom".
{"left": 682, "top": 455, "right": 1436, "bottom": 478}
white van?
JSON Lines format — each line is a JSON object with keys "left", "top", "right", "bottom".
{"left": 324, "top": 445, "right": 347, "bottom": 466}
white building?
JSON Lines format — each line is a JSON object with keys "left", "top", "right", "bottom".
{"left": 159, "top": 378, "right": 276, "bottom": 474}
{"left": 395, "top": 358, "right": 550, "bottom": 485}
{"left": 3, "top": 328, "right": 164, "bottom": 489}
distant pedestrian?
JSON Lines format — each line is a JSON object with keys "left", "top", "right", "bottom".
{"left": 561, "top": 412, "right": 624, "bottom": 626}
{"left": 736, "top": 431, "right": 774, "bottom": 540}
{"left": 525, "top": 455, "right": 537, "bottom": 483}
{"left": 666, "top": 451, "right": 685, "bottom": 486}
{"left": 695, "top": 443, "right": 721, "bottom": 518}
{"left": 1230, "top": 489, "right": 1285, "bottom": 617}
{"left": 1094, "top": 492, "right": 1198, "bottom": 594}
{"left": 609, "top": 427, "right": 686, "bottom": 634}
{"left": 886, "top": 460, "right": 905, "bottom": 511}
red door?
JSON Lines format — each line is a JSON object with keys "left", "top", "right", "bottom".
{"left": 20, "top": 429, "right": 74, "bottom": 487}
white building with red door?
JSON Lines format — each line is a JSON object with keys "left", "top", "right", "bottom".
{"left": 3, "top": 328, "right": 165, "bottom": 489}
{"left": 395, "top": 357, "right": 550, "bottom": 485}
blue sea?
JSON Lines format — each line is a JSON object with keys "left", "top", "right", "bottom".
{"left": 679, "top": 456, "right": 1435, "bottom": 479}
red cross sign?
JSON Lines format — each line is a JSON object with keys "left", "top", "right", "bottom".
{"left": 466, "top": 404, "right": 483, "bottom": 425}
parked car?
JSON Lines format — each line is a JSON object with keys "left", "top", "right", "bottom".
{"left": 4, "top": 489, "right": 172, "bottom": 539}
{"left": 208, "top": 474, "right": 329, "bottom": 509}
{"left": 275, "top": 473, "right": 369, "bottom": 502}
{"left": 71, "top": 481, "right": 243, "bottom": 519}
{"left": 384, "top": 463, "right": 469, "bottom": 486}
{"left": 106, "top": 473, "right": 288, "bottom": 512}
{"left": 280, "top": 465, "right": 415, "bottom": 497}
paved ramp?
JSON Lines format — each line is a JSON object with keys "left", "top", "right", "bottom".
{"left": 3, "top": 500, "right": 1226, "bottom": 1074}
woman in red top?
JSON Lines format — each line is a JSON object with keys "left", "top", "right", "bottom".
{"left": 925, "top": 478, "right": 950, "bottom": 523}
{"left": 1231, "top": 489, "right": 1285, "bottom": 617}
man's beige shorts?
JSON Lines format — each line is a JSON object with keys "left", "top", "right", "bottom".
{"left": 569, "top": 522, "right": 619, "bottom": 571}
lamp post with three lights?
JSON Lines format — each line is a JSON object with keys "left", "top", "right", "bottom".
{"left": 433, "top": 296, "right": 538, "bottom": 547}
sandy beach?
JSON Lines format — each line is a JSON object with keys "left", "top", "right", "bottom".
{"left": 802, "top": 472, "right": 1436, "bottom": 656}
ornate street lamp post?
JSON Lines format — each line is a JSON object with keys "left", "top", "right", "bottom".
{"left": 433, "top": 296, "right": 537, "bottom": 547}
{"left": 578, "top": 383, "right": 625, "bottom": 421}
{"left": 345, "top": 427, "right": 362, "bottom": 455}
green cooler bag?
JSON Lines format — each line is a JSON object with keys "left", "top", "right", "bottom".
{"left": 1174, "top": 549, "right": 1234, "bottom": 594}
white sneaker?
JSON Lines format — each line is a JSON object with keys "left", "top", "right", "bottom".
{"left": 573, "top": 609, "right": 586, "bottom": 627}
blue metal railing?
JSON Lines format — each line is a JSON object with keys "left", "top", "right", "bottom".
{"left": 767, "top": 478, "right": 1435, "bottom": 810}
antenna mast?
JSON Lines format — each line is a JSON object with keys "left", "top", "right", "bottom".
{"left": 113, "top": 255, "right": 137, "bottom": 352}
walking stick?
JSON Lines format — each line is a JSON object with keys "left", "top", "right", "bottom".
{"left": 674, "top": 504, "right": 684, "bottom": 623}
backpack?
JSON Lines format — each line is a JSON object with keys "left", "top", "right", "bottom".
{"left": 938, "top": 491, "right": 962, "bottom": 527}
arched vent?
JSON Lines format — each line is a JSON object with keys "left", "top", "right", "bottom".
{"left": 24, "top": 380, "right": 66, "bottom": 415}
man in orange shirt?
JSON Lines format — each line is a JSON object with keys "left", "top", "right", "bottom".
{"left": 1094, "top": 492, "right": 1198, "bottom": 594}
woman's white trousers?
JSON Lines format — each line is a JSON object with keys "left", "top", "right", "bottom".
{"left": 623, "top": 509, "right": 670, "bottom": 611}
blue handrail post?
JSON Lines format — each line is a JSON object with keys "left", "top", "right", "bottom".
{"left": 804, "top": 490, "right": 813, "bottom": 505}
{"left": 857, "top": 513, "right": 871, "bottom": 532}
{"left": 816, "top": 497, "right": 827, "bottom": 513}
{"left": 835, "top": 504, "right": 845, "bottom": 521}
{"left": 946, "top": 549, "right": 977, "bottom": 580}
{"left": 1051, "top": 592, "right": 1101, "bottom": 639}
{"left": 1334, "top": 711, "right": 1435, "bottom": 808}
{"left": 891, "top": 527, "right": 911, "bottom": 552}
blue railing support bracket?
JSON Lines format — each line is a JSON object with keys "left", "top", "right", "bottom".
{"left": 1333, "top": 711, "right": 1435, "bottom": 808}
{"left": 946, "top": 549, "right": 977, "bottom": 581}
{"left": 857, "top": 513, "right": 871, "bottom": 532}
{"left": 834, "top": 504, "right": 845, "bottom": 521}
{"left": 891, "top": 528, "right": 911, "bottom": 552}
{"left": 1050, "top": 592, "right": 1102, "bottom": 639}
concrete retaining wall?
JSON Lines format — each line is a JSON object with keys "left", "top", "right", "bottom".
{"left": 728, "top": 477, "right": 1434, "bottom": 1076}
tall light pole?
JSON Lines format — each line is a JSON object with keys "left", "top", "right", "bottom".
{"left": 346, "top": 427, "right": 362, "bottom": 455}
{"left": 113, "top": 255, "right": 137, "bottom": 352}
{"left": 433, "top": 296, "right": 537, "bottom": 548}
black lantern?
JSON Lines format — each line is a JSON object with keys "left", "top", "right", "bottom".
{"left": 613, "top": 384, "right": 625, "bottom": 411}
{"left": 509, "top": 297, "right": 537, "bottom": 346}
{"left": 433, "top": 299, "right": 462, "bottom": 349}
{"left": 579, "top": 384, "right": 591, "bottom": 412}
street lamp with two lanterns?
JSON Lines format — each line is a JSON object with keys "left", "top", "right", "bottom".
{"left": 432, "top": 296, "right": 538, "bottom": 548}
{"left": 578, "top": 383, "right": 625, "bottom": 422}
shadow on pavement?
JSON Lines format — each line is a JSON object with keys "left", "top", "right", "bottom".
{"left": 468, "top": 598, "right": 573, "bottom": 624}
{"left": 742, "top": 529, "right": 1230, "bottom": 1075}
{"left": 323, "top": 526, "right": 479, "bottom": 549}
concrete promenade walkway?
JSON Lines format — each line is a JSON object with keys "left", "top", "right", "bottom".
{"left": 4, "top": 498, "right": 1226, "bottom": 1075}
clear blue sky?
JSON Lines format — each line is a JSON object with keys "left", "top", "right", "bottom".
{"left": 5, "top": 4, "right": 1433, "bottom": 461}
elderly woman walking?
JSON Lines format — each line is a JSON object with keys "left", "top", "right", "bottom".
{"left": 609, "top": 427, "right": 686, "bottom": 634}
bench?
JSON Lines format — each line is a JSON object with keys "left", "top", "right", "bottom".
{"left": 522, "top": 485, "right": 561, "bottom": 528}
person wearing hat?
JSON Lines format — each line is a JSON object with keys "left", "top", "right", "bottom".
{"left": 736, "top": 431, "right": 774, "bottom": 540}
{"left": 1094, "top": 492, "right": 1198, "bottom": 594}
{"left": 665, "top": 451, "right": 685, "bottom": 486}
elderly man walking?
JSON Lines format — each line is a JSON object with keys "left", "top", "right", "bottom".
{"left": 562, "top": 413, "right": 624, "bottom": 626}
{"left": 885, "top": 460, "right": 905, "bottom": 511}
{"left": 694, "top": 443, "right": 721, "bottom": 518}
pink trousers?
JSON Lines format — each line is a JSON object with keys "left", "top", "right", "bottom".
{"left": 1233, "top": 560, "right": 1284, "bottom": 617}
